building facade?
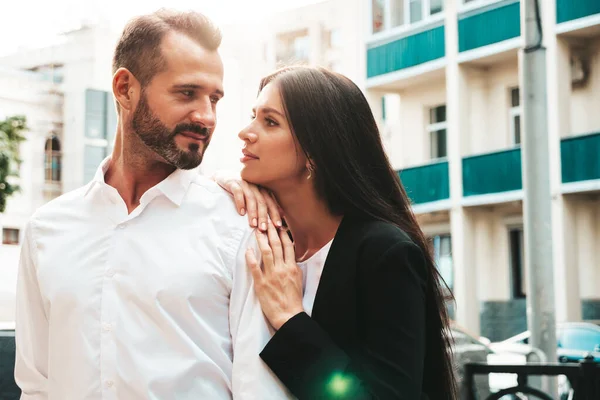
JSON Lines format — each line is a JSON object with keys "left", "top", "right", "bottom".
{"left": 366, "top": 0, "right": 600, "bottom": 340}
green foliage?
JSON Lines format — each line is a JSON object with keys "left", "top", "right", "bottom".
{"left": 0, "top": 115, "right": 27, "bottom": 213}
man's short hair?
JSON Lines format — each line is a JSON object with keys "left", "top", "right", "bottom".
{"left": 113, "top": 9, "right": 222, "bottom": 87}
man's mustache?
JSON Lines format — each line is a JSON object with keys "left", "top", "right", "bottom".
{"left": 173, "top": 123, "right": 210, "bottom": 138}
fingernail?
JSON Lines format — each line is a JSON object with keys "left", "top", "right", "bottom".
{"left": 261, "top": 222, "right": 267, "bottom": 231}
{"left": 240, "top": 208, "right": 245, "bottom": 215}
{"left": 276, "top": 220, "right": 282, "bottom": 227}
{"left": 252, "top": 218, "right": 257, "bottom": 227}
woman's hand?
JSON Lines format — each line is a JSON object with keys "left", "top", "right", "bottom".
{"left": 214, "top": 172, "right": 282, "bottom": 232}
{"left": 246, "top": 220, "right": 304, "bottom": 331}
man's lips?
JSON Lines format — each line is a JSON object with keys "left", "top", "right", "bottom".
{"left": 179, "top": 131, "right": 208, "bottom": 141}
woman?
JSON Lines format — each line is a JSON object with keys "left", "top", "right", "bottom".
{"left": 224, "top": 66, "right": 456, "bottom": 399}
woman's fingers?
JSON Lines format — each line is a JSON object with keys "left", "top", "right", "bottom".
{"left": 260, "top": 188, "right": 283, "bottom": 228}
{"left": 250, "top": 185, "right": 269, "bottom": 232}
{"left": 279, "top": 227, "right": 296, "bottom": 265}
{"left": 239, "top": 180, "right": 258, "bottom": 228}
{"left": 245, "top": 248, "right": 262, "bottom": 283}
{"left": 266, "top": 220, "right": 283, "bottom": 263}
{"left": 230, "top": 182, "right": 246, "bottom": 216}
{"left": 255, "top": 229, "right": 274, "bottom": 272}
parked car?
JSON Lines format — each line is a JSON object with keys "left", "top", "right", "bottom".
{"left": 451, "top": 323, "right": 494, "bottom": 399}
{"left": 495, "top": 322, "right": 600, "bottom": 363}
{"left": 488, "top": 322, "right": 600, "bottom": 399}
{"left": 0, "top": 325, "right": 19, "bottom": 400}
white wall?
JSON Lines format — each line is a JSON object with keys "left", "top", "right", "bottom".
{"left": 466, "top": 60, "right": 519, "bottom": 156}
{"left": 574, "top": 197, "right": 600, "bottom": 299}
{"left": 570, "top": 38, "right": 600, "bottom": 136}
{"left": 385, "top": 80, "right": 447, "bottom": 169}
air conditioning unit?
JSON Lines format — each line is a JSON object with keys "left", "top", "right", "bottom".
{"left": 570, "top": 51, "right": 590, "bottom": 89}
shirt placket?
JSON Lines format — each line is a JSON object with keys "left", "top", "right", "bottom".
{"left": 99, "top": 189, "right": 128, "bottom": 399}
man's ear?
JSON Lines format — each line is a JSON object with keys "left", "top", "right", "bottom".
{"left": 113, "top": 68, "right": 140, "bottom": 112}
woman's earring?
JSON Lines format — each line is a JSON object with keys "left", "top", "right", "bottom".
{"left": 306, "top": 165, "right": 313, "bottom": 180}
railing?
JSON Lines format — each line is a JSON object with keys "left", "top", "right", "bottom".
{"left": 465, "top": 354, "right": 600, "bottom": 400}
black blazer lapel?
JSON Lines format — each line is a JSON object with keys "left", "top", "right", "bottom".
{"left": 311, "top": 215, "right": 363, "bottom": 353}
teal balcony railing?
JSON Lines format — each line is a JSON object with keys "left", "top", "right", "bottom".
{"left": 561, "top": 132, "right": 600, "bottom": 183}
{"left": 458, "top": 0, "right": 521, "bottom": 52}
{"left": 556, "top": 0, "right": 600, "bottom": 24}
{"left": 367, "top": 25, "right": 445, "bottom": 78}
{"left": 463, "top": 148, "right": 522, "bottom": 196}
{"left": 399, "top": 160, "right": 450, "bottom": 204}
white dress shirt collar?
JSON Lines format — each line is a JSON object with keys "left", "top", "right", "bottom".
{"left": 83, "top": 157, "right": 199, "bottom": 207}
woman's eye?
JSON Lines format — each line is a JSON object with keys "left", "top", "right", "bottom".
{"left": 266, "top": 118, "right": 278, "bottom": 127}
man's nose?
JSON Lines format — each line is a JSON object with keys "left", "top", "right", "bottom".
{"left": 190, "top": 99, "right": 216, "bottom": 129}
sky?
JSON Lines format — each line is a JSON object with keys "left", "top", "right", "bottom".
{"left": 0, "top": 0, "right": 324, "bottom": 56}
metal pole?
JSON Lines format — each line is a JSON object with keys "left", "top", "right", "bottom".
{"left": 520, "top": 0, "right": 557, "bottom": 396}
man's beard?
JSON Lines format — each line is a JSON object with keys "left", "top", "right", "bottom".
{"left": 131, "top": 93, "right": 210, "bottom": 170}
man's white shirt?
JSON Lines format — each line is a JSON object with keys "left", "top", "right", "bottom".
{"left": 15, "top": 159, "right": 292, "bottom": 399}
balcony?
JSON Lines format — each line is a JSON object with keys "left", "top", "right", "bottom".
{"left": 367, "top": 24, "right": 445, "bottom": 78}
{"left": 458, "top": 0, "right": 521, "bottom": 53}
{"left": 556, "top": 0, "right": 600, "bottom": 24}
{"left": 561, "top": 132, "right": 600, "bottom": 184}
{"left": 462, "top": 148, "right": 522, "bottom": 197}
{"left": 398, "top": 160, "right": 450, "bottom": 205}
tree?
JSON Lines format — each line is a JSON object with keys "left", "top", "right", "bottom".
{"left": 0, "top": 115, "right": 27, "bottom": 213}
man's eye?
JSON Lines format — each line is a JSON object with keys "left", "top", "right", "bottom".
{"left": 211, "top": 96, "right": 220, "bottom": 104}
{"left": 182, "top": 90, "right": 193, "bottom": 97}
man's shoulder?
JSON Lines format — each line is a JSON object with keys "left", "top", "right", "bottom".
{"left": 30, "top": 184, "right": 91, "bottom": 223}
{"left": 187, "top": 175, "right": 251, "bottom": 231}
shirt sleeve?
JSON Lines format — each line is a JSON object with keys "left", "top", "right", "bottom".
{"left": 14, "top": 221, "right": 49, "bottom": 399}
{"left": 229, "top": 227, "right": 295, "bottom": 399}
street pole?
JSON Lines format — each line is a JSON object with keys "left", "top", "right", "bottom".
{"left": 521, "top": 0, "right": 557, "bottom": 395}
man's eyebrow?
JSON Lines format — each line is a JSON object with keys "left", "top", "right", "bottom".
{"left": 172, "top": 84, "right": 224, "bottom": 97}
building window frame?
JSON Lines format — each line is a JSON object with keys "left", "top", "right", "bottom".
{"left": 509, "top": 87, "right": 522, "bottom": 146}
{"left": 427, "top": 104, "right": 447, "bottom": 160}
{"left": 431, "top": 234, "right": 453, "bottom": 291}
{"left": 2, "top": 228, "right": 20, "bottom": 245}
{"left": 509, "top": 226, "right": 526, "bottom": 299}
{"left": 44, "top": 134, "right": 62, "bottom": 183}
{"left": 371, "top": 0, "right": 445, "bottom": 35}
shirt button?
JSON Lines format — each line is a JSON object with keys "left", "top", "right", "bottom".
{"left": 105, "top": 268, "right": 116, "bottom": 278}
{"left": 102, "top": 323, "right": 112, "bottom": 332}
{"left": 105, "top": 380, "right": 114, "bottom": 388}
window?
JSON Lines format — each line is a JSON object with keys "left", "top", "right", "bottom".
{"left": 409, "top": 0, "right": 423, "bottom": 23}
{"left": 561, "top": 328, "right": 600, "bottom": 352}
{"left": 84, "top": 89, "right": 117, "bottom": 182}
{"left": 509, "top": 87, "right": 521, "bottom": 145}
{"left": 373, "top": 0, "right": 444, "bottom": 33}
{"left": 326, "top": 29, "right": 342, "bottom": 49}
{"left": 293, "top": 35, "right": 310, "bottom": 61}
{"left": 275, "top": 30, "right": 310, "bottom": 63}
{"left": 44, "top": 134, "right": 61, "bottom": 182}
{"left": 2, "top": 228, "right": 19, "bottom": 245}
{"left": 432, "top": 234, "right": 453, "bottom": 291}
{"left": 509, "top": 227, "right": 526, "bottom": 298}
{"left": 372, "top": 0, "right": 385, "bottom": 33}
{"left": 428, "top": 105, "right": 447, "bottom": 159}
{"left": 390, "top": 0, "right": 405, "bottom": 28}
{"left": 430, "top": 0, "right": 443, "bottom": 15}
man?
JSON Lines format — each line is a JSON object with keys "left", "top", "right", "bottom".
{"left": 15, "top": 9, "right": 289, "bottom": 399}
